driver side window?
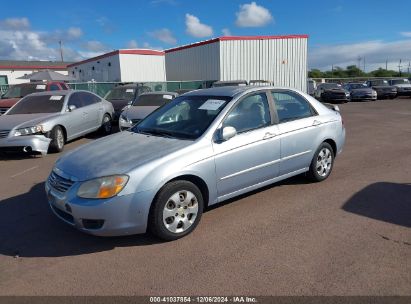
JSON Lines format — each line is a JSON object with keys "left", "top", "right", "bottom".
{"left": 223, "top": 93, "right": 271, "bottom": 134}
{"left": 68, "top": 92, "right": 84, "bottom": 109}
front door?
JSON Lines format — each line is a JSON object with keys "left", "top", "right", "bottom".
{"left": 213, "top": 92, "right": 281, "bottom": 200}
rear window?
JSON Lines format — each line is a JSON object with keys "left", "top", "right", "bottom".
{"left": 133, "top": 94, "right": 175, "bottom": 106}
{"left": 2, "top": 84, "right": 46, "bottom": 99}
{"left": 7, "top": 95, "right": 65, "bottom": 114}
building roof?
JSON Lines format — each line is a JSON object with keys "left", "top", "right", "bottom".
{"left": 165, "top": 34, "right": 309, "bottom": 53}
{"left": 0, "top": 60, "right": 70, "bottom": 70}
{"left": 67, "top": 49, "right": 165, "bottom": 68}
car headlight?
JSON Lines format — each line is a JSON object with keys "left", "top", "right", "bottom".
{"left": 77, "top": 175, "right": 129, "bottom": 199}
{"left": 119, "top": 114, "right": 130, "bottom": 123}
{"left": 14, "top": 125, "right": 44, "bottom": 136}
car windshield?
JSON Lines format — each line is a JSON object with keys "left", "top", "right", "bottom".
{"left": 7, "top": 94, "right": 65, "bottom": 114}
{"left": 2, "top": 83, "right": 46, "bottom": 99}
{"left": 349, "top": 83, "right": 367, "bottom": 89}
{"left": 391, "top": 79, "right": 410, "bottom": 85}
{"left": 321, "top": 83, "right": 341, "bottom": 89}
{"left": 132, "top": 94, "right": 175, "bottom": 106}
{"left": 104, "top": 87, "right": 136, "bottom": 100}
{"left": 131, "top": 95, "right": 232, "bottom": 140}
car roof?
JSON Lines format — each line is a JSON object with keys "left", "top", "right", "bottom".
{"left": 183, "top": 86, "right": 254, "bottom": 97}
{"left": 139, "top": 91, "right": 178, "bottom": 96}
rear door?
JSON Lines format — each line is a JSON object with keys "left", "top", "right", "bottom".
{"left": 213, "top": 92, "right": 281, "bottom": 199}
{"left": 271, "top": 90, "right": 322, "bottom": 175}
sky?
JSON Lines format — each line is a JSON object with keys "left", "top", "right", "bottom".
{"left": 0, "top": 0, "right": 410, "bottom": 72}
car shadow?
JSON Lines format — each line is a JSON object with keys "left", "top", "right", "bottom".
{"left": 0, "top": 151, "right": 42, "bottom": 160}
{"left": 0, "top": 182, "right": 160, "bottom": 258}
{"left": 342, "top": 182, "right": 411, "bottom": 228}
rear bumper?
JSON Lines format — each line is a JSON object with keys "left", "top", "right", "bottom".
{"left": 0, "top": 135, "right": 51, "bottom": 155}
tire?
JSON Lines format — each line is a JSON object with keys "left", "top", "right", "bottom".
{"left": 149, "top": 180, "right": 204, "bottom": 241}
{"left": 307, "top": 142, "right": 334, "bottom": 182}
{"left": 48, "top": 126, "right": 65, "bottom": 153}
{"left": 99, "top": 114, "right": 112, "bottom": 135}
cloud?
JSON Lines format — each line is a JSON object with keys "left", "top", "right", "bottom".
{"left": 400, "top": 32, "right": 411, "bottom": 38}
{"left": 127, "top": 39, "right": 138, "bottom": 48}
{"left": 0, "top": 17, "right": 30, "bottom": 30}
{"left": 222, "top": 28, "right": 232, "bottom": 36}
{"left": 149, "top": 28, "right": 177, "bottom": 45}
{"left": 235, "top": 2, "right": 273, "bottom": 27}
{"left": 82, "top": 40, "right": 110, "bottom": 52}
{"left": 309, "top": 39, "right": 411, "bottom": 71}
{"left": 67, "top": 27, "right": 83, "bottom": 39}
{"left": 185, "top": 14, "right": 213, "bottom": 38}
{"left": 96, "top": 16, "right": 115, "bottom": 34}
{"left": 142, "top": 42, "right": 163, "bottom": 51}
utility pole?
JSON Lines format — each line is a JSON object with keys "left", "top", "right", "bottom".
{"left": 363, "top": 57, "right": 366, "bottom": 73}
{"left": 59, "top": 40, "right": 64, "bottom": 62}
{"left": 331, "top": 64, "right": 334, "bottom": 78}
{"left": 357, "top": 56, "right": 362, "bottom": 76}
{"left": 408, "top": 62, "right": 410, "bottom": 75}
{"left": 398, "top": 59, "right": 402, "bottom": 77}
{"left": 385, "top": 59, "right": 388, "bottom": 71}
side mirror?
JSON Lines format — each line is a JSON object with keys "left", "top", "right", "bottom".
{"left": 218, "top": 126, "right": 237, "bottom": 142}
{"left": 68, "top": 105, "right": 76, "bottom": 112}
{"left": 128, "top": 100, "right": 133, "bottom": 105}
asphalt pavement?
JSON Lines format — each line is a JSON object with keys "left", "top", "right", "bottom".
{"left": 0, "top": 98, "right": 410, "bottom": 296}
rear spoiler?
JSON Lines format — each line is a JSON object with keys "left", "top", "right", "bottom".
{"left": 324, "top": 103, "right": 340, "bottom": 112}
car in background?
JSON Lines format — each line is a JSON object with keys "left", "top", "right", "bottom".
{"left": 119, "top": 92, "right": 178, "bottom": 131}
{"left": 212, "top": 80, "right": 248, "bottom": 87}
{"left": 344, "top": 83, "right": 377, "bottom": 101}
{"left": 249, "top": 80, "right": 273, "bottom": 86}
{"left": 0, "top": 90, "right": 114, "bottom": 155}
{"left": 365, "top": 79, "right": 397, "bottom": 99}
{"left": 0, "top": 81, "right": 70, "bottom": 115}
{"left": 104, "top": 83, "right": 152, "bottom": 121}
{"left": 387, "top": 79, "right": 411, "bottom": 97}
{"left": 45, "top": 86, "right": 345, "bottom": 240}
{"left": 315, "top": 83, "right": 350, "bottom": 103}
{"left": 307, "top": 79, "right": 317, "bottom": 96}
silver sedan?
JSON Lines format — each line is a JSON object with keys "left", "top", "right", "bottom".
{"left": 46, "top": 86, "right": 345, "bottom": 240}
{"left": 0, "top": 90, "right": 114, "bottom": 155}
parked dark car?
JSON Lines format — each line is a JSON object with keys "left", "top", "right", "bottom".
{"left": 212, "top": 80, "right": 248, "bottom": 87}
{"left": 387, "top": 79, "right": 411, "bottom": 97}
{"left": 365, "top": 79, "right": 397, "bottom": 99}
{"left": 0, "top": 81, "right": 70, "bottom": 115}
{"left": 103, "top": 84, "right": 152, "bottom": 121}
{"left": 315, "top": 83, "right": 350, "bottom": 103}
{"left": 344, "top": 83, "right": 377, "bottom": 101}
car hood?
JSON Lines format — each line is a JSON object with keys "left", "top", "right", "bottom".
{"left": 0, "top": 113, "right": 60, "bottom": 130}
{"left": 55, "top": 131, "right": 192, "bottom": 181}
{"left": 0, "top": 98, "right": 20, "bottom": 108}
{"left": 122, "top": 105, "right": 159, "bottom": 120}
{"left": 351, "top": 88, "right": 374, "bottom": 93}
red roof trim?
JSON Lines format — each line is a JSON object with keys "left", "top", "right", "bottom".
{"left": 0, "top": 65, "right": 68, "bottom": 70}
{"left": 165, "top": 35, "right": 309, "bottom": 53}
{"left": 67, "top": 49, "right": 165, "bottom": 68}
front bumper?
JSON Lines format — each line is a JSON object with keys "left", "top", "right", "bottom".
{"left": 45, "top": 179, "right": 154, "bottom": 236}
{"left": 351, "top": 94, "right": 377, "bottom": 101}
{"left": 396, "top": 89, "right": 411, "bottom": 96}
{"left": 322, "top": 94, "right": 350, "bottom": 103}
{"left": 0, "top": 134, "right": 51, "bottom": 155}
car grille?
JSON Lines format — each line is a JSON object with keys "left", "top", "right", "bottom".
{"left": 48, "top": 171, "right": 75, "bottom": 193}
{"left": 0, "top": 130, "right": 10, "bottom": 139}
{"left": 0, "top": 108, "right": 8, "bottom": 115}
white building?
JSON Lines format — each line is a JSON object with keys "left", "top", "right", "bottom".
{"left": 67, "top": 49, "right": 166, "bottom": 82}
{"left": 165, "top": 35, "right": 308, "bottom": 92}
{"left": 0, "top": 61, "right": 69, "bottom": 85}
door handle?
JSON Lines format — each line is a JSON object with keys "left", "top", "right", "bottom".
{"left": 263, "top": 132, "right": 277, "bottom": 140}
{"left": 312, "top": 120, "right": 321, "bottom": 126}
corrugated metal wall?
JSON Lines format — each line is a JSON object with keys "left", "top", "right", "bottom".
{"left": 119, "top": 54, "right": 166, "bottom": 82}
{"left": 165, "top": 42, "right": 220, "bottom": 81}
{"left": 220, "top": 38, "right": 307, "bottom": 92}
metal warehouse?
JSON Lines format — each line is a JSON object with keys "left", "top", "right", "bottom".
{"left": 165, "top": 35, "right": 308, "bottom": 92}
{"left": 67, "top": 49, "right": 166, "bottom": 82}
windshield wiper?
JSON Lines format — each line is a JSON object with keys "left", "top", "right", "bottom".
{"left": 136, "top": 128, "right": 175, "bottom": 138}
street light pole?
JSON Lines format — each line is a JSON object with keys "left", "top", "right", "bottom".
{"left": 59, "top": 40, "right": 64, "bottom": 62}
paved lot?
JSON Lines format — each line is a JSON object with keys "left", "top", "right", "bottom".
{"left": 0, "top": 98, "right": 410, "bottom": 296}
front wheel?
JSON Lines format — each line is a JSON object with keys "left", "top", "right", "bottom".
{"left": 149, "top": 180, "right": 204, "bottom": 241}
{"left": 99, "top": 114, "right": 112, "bottom": 135}
{"left": 48, "top": 126, "right": 65, "bottom": 153}
{"left": 307, "top": 142, "right": 334, "bottom": 182}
